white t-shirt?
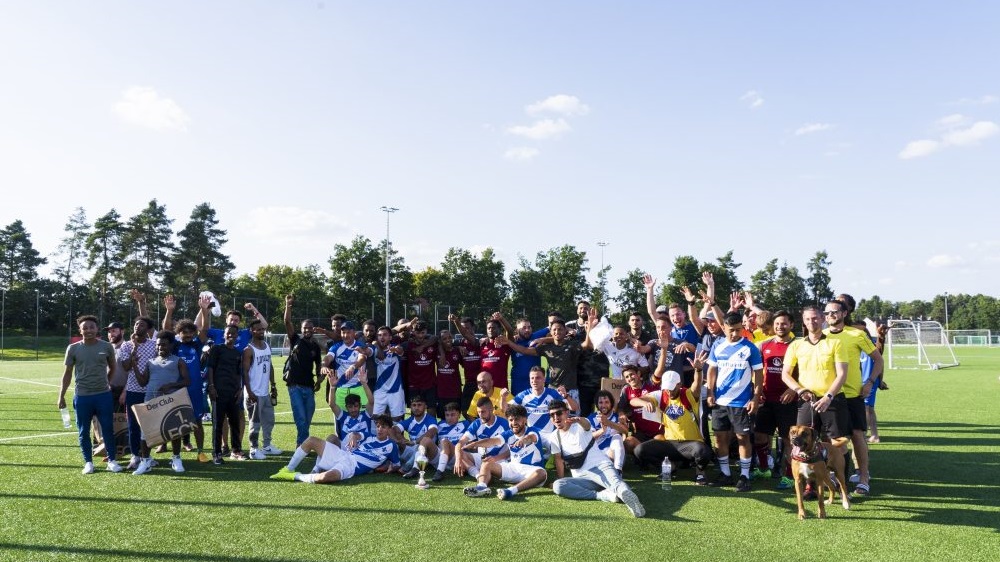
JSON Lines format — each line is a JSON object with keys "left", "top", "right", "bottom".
{"left": 546, "top": 422, "right": 608, "bottom": 475}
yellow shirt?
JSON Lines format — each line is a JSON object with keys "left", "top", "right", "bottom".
{"left": 824, "top": 326, "right": 876, "bottom": 399}
{"left": 466, "top": 387, "right": 506, "bottom": 419}
{"left": 784, "top": 335, "right": 847, "bottom": 396}
{"left": 753, "top": 328, "right": 795, "bottom": 345}
{"left": 657, "top": 388, "right": 702, "bottom": 442}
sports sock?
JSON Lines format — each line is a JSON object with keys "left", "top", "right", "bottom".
{"left": 294, "top": 473, "right": 314, "bottom": 483}
{"left": 754, "top": 442, "right": 770, "bottom": 469}
{"left": 476, "top": 482, "right": 488, "bottom": 490}
{"left": 508, "top": 485, "right": 520, "bottom": 495}
{"left": 287, "top": 446, "right": 308, "bottom": 471}
{"left": 739, "top": 457, "right": 752, "bottom": 479}
{"left": 718, "top": 455, "right": 731, "bottom": 477}
{"left": 437, "top": 453, "right": 449, "bottom": 472}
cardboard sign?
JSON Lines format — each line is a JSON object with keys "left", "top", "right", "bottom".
{"left": 113, "top": 412, "right": 130, "bottom": 457}
{"left": 130, "top": 389, "right": 196, "bottom": 447}
{"left": 600, "top": 377, "right": 627, "bottom": 398}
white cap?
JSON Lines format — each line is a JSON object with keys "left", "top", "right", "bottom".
{"left": 661, "top": 370, "right": 682, "bottom": 391}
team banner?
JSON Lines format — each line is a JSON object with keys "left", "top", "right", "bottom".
{"left": 130, "top": 389, "right": 196, "bottom": 447}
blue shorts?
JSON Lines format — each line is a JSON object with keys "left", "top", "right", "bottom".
{"left": 188, "top": 383, "right": 205, "bottom": 419}
{"left": 863, "top": 377, "right": 881, "bottom": 407}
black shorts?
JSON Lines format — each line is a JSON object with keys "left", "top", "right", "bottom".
{"left": 796, "top": 394, "right": 850, "bottom": 440}
{"left": 845, "top": 396, "right": 867, "bottom": 433}
{"left": 460, "top": 382, "right": 477, "bottom": 414}
{"left": 711, "top": 405, "right": 754, "bottom": 435}
{"left": 754, "top": 401, "right": 797, "bottom": 439}
{"left": 406, "top": 387, "right": 437, "bottom": 411}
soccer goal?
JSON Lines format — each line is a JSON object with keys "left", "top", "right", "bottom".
{"left": 887, "top": 320, "right": 960, "bottom": 370}
{"left": 946, "top": 329, "right": 992, "bottom": 346}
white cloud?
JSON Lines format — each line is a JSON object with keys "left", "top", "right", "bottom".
{"left": 937, "top": 114, "right": 966, "bottom": 128}
{"left": 926, "top": 254, "right": 965, "bottom": 268}
{"left": 899, "top": 139, "right": 941, "bottom": 159}
{"left": 526, "top": 94, "right": 590, "bottom": 117}
{"left": 953, "top": 95, "right": 999, "bottom": 105}
{"left": 506, "top": 118, "right": 572, "bottom": 140}
{"left": 503, "top": 147, "right": 540, "bottom": 161}
{"left": 894, "top": 260, "right": 909, "bottom": 269}
{"left": 878, "top": 278, "right": 894, "bottom": 286}
{"left": 113, "top": 86, "right": 191, "bottom": 132}
{"left": 941, "top": 121, "right": 999, "bottom": 146}
{"left": 740, "top": 90, "right": 764, "bottom": 109}
{"left": 900, "top": 116, "right": 999, "bottom": 159}
{"left": 794, "top": 122, "right": 834, "bottom": 136}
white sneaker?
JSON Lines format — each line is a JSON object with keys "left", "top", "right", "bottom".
{"left": 133, "top": 459, "right": 152, "bottom": 476}
{"left": 249, "top": 448, "right": 267, "bottom": 460}
{"left": 126, "top": 457, "right": 140, "bottom": 471}
{"left": 149, "top": 458, "right": 159, "bottom": 468}
{"left": 82, "top": 462, "right": 95, "bottom": 475}
{"left": 596, "top": 489, "right": 619, "bottom": 503}
{"left": 170, "top": 456, "right": 185, "bottom": 473}
{"left": 261, "top": 445, "right": 283, "bottom": 456}
{"left": 107, "top": 460, "right": 123, "bottom": 473}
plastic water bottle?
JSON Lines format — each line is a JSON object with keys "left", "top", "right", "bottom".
{"left": 660, "top": 457, "right": 672, "bottom": 491}
{"left": 60, "top": 408, "right": 72, "bottom": 429}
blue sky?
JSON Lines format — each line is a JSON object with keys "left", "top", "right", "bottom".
{"left": 1, "top": 1, "right": 998, "bottom": 304}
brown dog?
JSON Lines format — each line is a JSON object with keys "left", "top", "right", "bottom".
{"left": 789, "top": 425, "right": 851, "bottom": 519}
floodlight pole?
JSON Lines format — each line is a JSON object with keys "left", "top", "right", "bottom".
{"left": 35, "top": 289, "right": 40, "bottom": 361}
{"left": 597, "top": 241, "right": 609, "bottom": 271}
{"left": 944, "top": 291, "right": 949, "bottom": 332}
{"left": 381, "top": 206, "right": 399, "bottom": 326}
{"left": 1, "top": 288, "right": 5, "bottom": 361}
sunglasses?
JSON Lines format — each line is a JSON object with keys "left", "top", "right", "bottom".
{"left": 823, "top": 311, "right": 840, "bottom": 316}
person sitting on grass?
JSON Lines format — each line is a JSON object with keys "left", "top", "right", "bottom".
{"left": 451, "top": 396, "right": 511, "bottom": 482}
{"left": 394, "top": 394, "right": 439, "bottom": 478}
{"left": 134, "top": 331, "right": 191, "bottom": 475}
{"left": 329, "top": 374, "right": 375, "bottom": 451}
{"left": 588, "top": 390, "right": 628, "bottom": 473}
{"left": 429, "top": 402, "right": 467, "bottom": 482}
{"left": 462, "top": 404, "right": 548, "bottom": 500}
{"left": 270, "top": 414, "right": 401, "bottom": 484}
{"left": 548, "top": 400, "right": 646, "bottom": 518}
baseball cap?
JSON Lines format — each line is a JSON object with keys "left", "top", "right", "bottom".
{"left": 701, "top": 311, "right": 716, "bottom": 321}
{"left": 340, "top": 321, "right": 357, "bottom": 330}
{"left": 103, "top": 322, "right": 124, "bottom": 331}
{"left": 655, "top": 305, "right": 668, "bottom": 314}
{"left": 661, "top": 370, "right": 682, "bottom": 391}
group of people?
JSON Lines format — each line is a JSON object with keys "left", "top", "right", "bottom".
{"left": 60, "top": 272, "right": 886, "bottom": 515}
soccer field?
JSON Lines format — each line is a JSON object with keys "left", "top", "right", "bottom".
{"left": 1, "top": 350, "right": 998, "bottom": 562}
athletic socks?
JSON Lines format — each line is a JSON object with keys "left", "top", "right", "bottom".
{"left": 718, "top": 455, "right": 731, "bottom": 477}
{"left": 739, "top": 457, "right": 752, "bottom": 479}
{"left": 754, "top": 442, "right": 770, "bottom": 469}
{"left": 287, "top": 446, "right": 308, "bottom": 471}
{"left": 437, "top": 452, "right": 449, "bottom": 472}
{"left": 508, "top": 485, "right": 520, "bottom": 496}
{"left": 294, "top": 473, "right": 315, "bottom": 484}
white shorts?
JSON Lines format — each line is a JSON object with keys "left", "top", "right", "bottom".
{"left": 316, "top": 442, "right": 357, "bottom": 480}
{"left": 467, "top": 451, "right": 484, "bottom": 478}
{"left": 499, "top": 462, "right": 547, "bottom": 484}
{"left": 374, "top": 388, "right": 405, "bottom": 418}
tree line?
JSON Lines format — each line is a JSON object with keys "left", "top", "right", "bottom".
{"left": 1, "top": 202, "right": 995, "bottom": 338}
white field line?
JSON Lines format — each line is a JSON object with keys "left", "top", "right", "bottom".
{"left": 0, "top": 431, "right": 75, "bottom": 443}
{"left": 0, "top": 376, "right": 61, "bottom": 387}
{"left": 0, "top": 390, "right": 58, "bottom": 396}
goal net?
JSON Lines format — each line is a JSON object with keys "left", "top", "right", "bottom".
{"left": 887, "top": 320, "right": 960, "bottom": 370}
{"left": 946, "top": 329, "right": 992, "bottom": 346}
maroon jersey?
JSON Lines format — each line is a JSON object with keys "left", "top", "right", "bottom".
{"left": 479, "top": 339, "right": 510, "bottom": 389}
{"left": 436, "top": 346, "right": 462, "bottom": 399}
{"left": 760, "top": 337, "right": 792, "bottom": 403}
{"left": 404, "top": 342, "right": 438, "bottom": 391}
{"left": 459, "top": 341, "right": 482, "bottom": 385}
{"left": 622, "top": 383, "right": 662, "bottom": 437}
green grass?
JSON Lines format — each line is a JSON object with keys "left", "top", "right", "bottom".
{"left": 1, "top": 349, "right": 999, "bottom": 561}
